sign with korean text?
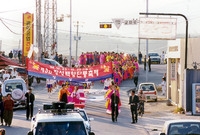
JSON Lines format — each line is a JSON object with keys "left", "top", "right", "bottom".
{"left": 23, "top": 12, "right": 34, "bottom": 57}
{"left": 124, "top": 19, "right": 139, "bottom": 25}
{"left": 26, "top": 58, "right": 113, "bottom": 82}
{"left": 171, "top": 59, "right": 176, "bottom": 80}
{"left": 139, "top": 17, "right": 177, "bottom": 40}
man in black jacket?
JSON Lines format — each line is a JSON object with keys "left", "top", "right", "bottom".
{"left": 148, "top": 55, "right": 151, "bottom": 72}
{"left": 129, "top": 90, "right": 139, "bottom": 124}
{"left": 144, "top": 55, "right": 146, "bottom": 71}
{"left": 111, "top": 90, "right": 120, "bottom": 122}
{"left": 25, "top": 88, "right": 35, "bottom": 120}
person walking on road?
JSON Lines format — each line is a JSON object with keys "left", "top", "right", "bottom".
{"left": 25, "top": 88, "right": 35, "bottom": 120}
{"left": 160, "top": 77, "right": 167, "bottom": 96}
{"left": 0, "top": 85, "right": 4, "bottom": 126}
{"left": 133, "top": 70, "right": 139, "bottom": 88}
{"left": 144, "top": 55, "right": 146, "bottom": 71}
{"left": 148, "top": 55, "right": 151, "bottom": 72}
{"left": 129, "top": 90, "right": 139, "bottom": 124}
{"left": 110, "top": 90, "right": 121, "bottom": 122}
{"left": 161, "top": 51, "right": 165, "bottom": 64}
{"left": 138, "top": 51, "right": 142, "bottom": 64}
{"left": 137, "top": 89, "right": 146, "bottom": 114}
{"left": 58, "top": 84, "right": 70, "bottom": 103}
{"left": 3, "top": 94, "right": 14, "bottom": 126}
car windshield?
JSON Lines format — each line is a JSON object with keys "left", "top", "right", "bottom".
{"left": 140, "top": 84, "right": 155, "bottom": 91}
{"left": 35, "top": 121, "right": 87, "bottom": 135}
{"left": 5, "top": 82, "right": 23, "bottom": 92}
{"left": 149, "top": 53, "right": 159, "bottom": 56}
{"left": 168, "top": 122, "right": 200, "bottom": 135}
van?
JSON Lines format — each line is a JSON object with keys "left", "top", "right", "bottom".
{"left": 2, "top": 78, "right": 27, "bottom": 108}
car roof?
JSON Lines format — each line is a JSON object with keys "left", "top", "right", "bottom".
{"left": 3, "top": 78, "right": 25, "bottom": 83}
{"left": 35, "top": 112, "right": 84, "bottom": 123}
{"left": 139, "top": 82, "right": 156, "bottom": 85}
{"left": 149, "top": 52, "right": 159, "bottom": 54}
{"left": 164, "top": 119, "right": 200, "bottom": 124}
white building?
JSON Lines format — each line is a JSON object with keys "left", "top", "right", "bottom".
{"left": 166, "top": 37, "right": 200, "bottom": 114}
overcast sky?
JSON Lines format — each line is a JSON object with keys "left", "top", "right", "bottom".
{"left": 0, "top": 0, "right": 200, "bottom": 53}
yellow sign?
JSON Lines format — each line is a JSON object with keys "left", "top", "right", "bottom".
{"left": 23, "top": 12, "right": 34, "bottom": 57}
{"left": 171, "top": 58, "right": 176, "bottom": 63}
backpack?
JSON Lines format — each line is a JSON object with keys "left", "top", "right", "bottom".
{"left": 61, "top": 93, "right": 68, "bottom": 103}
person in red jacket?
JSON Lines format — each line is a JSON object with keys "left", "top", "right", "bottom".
{"left": 3, "top": 94, "right": 14, "bottom": 127}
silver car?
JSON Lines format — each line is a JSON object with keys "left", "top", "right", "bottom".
{"left": 77, "top": 109, "right": 94, "bottom": 133}
{"left": 148, "top": 52, "right": 161, "bottom": 64}
{"left": 159, "top": 119, "right": 200, "bottom": 135}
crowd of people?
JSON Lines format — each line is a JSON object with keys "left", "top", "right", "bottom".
{"left": 42, "top": 50, "right": 141, "bottom": 123}
{"left": 77, "top": 51, "right": 139, "bottom": 86}
{"left": 0, "top": 50, "right": 22, "bottom": 64}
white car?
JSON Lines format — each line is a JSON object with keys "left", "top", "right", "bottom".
{"left": 159, "top": 119, "right": 200, "bottom": 135}
{"left": 29, "top": 102, "right": 95, "bottom": 135}
{"left": 148, "top": 52, "right": 161, "bottom": 64}
{"left": 2, "top": 78, "right": 27, "bottom": 109}
{"left": 138, "top": 82, "right": 158, "bottom": 102}
{"left": 77, "top": 109, "right": 94, "bottom": 133}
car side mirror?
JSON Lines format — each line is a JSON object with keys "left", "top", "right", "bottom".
{"left": 89, "top": 118, "right": 94, "bottom": 121}
{"left": 89, "top": 132, "right": 95, "bottom": 135}
{"left": 160, "top": 133, "right": 165, "bottom": 135}
{"left": 27, "top": 131, "right": 33, "bottom": 135}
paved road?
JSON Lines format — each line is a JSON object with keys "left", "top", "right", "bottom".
{"left": 1, "top": 64, "right": 199, "bottom": 135}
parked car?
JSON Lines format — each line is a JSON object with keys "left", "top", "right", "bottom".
{"left": 41, "top": 58, "right": 62, "bottom": 67}
{"left": 138, "top": 82, "right": 158, "bottom": 102}
{"left": 5, "top": 65, "right": 34, "bottom": 87}
{"left": 2, "top": 78, "right": 27, "bottom": 109}
{"left": 77, "top": 109, "right": 94, "bottom": 133}
{"left": 159, "top": 119, "right": 200, "bottom": 135}
{"left": 32, "top": 58, "right": 63, "bottom": 84}
{"left": 148, "top": 52, "right": 161, "bottom": 64}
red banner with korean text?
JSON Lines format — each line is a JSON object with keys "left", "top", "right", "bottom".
{"left": 26, "top": 58, "right": 113, "bottom": 82}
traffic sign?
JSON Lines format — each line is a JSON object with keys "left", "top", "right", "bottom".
{"left": 124, "top": 19, "right": 139, "bottom": 25}
{"left": 99, "top": 23, "right": 112, "bottom": 28}
{"left": 112, "top": 18, "right": 124, "bottom": 29}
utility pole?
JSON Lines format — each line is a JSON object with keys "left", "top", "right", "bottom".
{"left": 145, "top": 0, "right": 149, "bottom": 82}
{"left": 69, "top": 0, "right": 72, "bottom": 67}
{"left": 74, "top": 21, "right": 81, "bottom": 61}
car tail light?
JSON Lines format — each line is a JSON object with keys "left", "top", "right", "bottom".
{"left": 154, "top": 91, "right": 157, "bottom": 95}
